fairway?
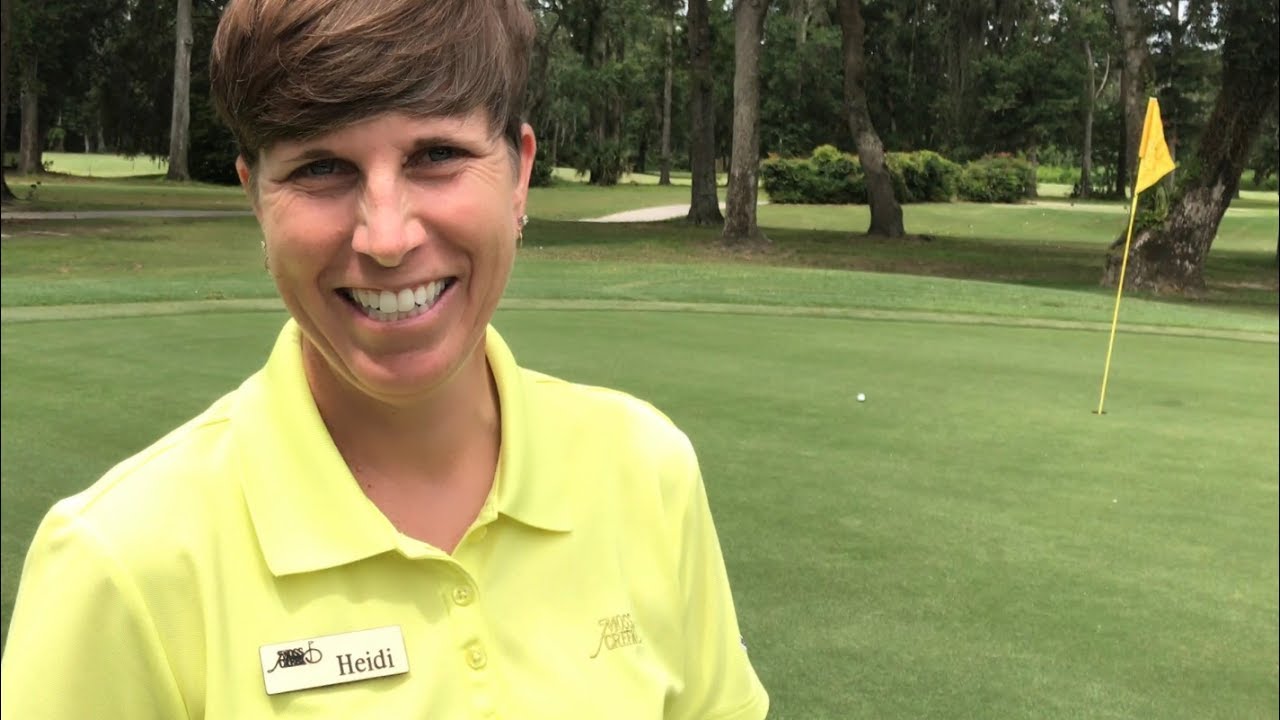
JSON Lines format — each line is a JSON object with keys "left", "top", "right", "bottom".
{"left": 2, "top": 304, "right": 1276, "bottom": 719}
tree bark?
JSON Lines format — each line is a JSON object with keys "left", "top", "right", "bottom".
{"left": 659, "top": 0, "right": 674, "bottom": 186}
{"left": 1102, "top": 0, "right": 1279, "bottom": 292}
{"left": 838, "top": 0, "right": 904, "bottom": 237}
{"left": 165, "top": 0, "right": 193, "bottom": 181}
{"left": 19, "top": 59, "right": 42, "bottom": 176}
{"left": 1, "top": 0, "right": 14, "bottom": 202}
{"left": 1112, "top": 0, "right": 1146, "bottom": 194}
{"left": 723, "top": 0, "right": 769, "bottom": 244}
{"left": 686, "top": 0, "right": 722, "bottom": 225}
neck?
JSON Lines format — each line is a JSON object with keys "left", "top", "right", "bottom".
{"left": 302, "top": 341, "right": 501, "bottom": 490}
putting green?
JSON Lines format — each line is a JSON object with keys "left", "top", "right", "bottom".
{"left": 2, "top": 308, "right": 1276, "bottom": 719}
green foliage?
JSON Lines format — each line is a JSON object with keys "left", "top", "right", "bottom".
{"left": 958, "top": 156, "right": 1036, "bottom": 203}
{"left": 761, "top": 147, "right": 963, "bottom": 205}
{"left": 759, "top": 16, "right": 847, "bottom": 157}
{"left": 1243, "top": 170, "right": 1279, "bottom": 192}
{"left": 187, "top": 98, "right": 239, "bottom": 185}
{"left": 1134, "top": 184, "right": 1174, "bottom": 232}
{"left": 1245, "top": 109, "right": 1278, "bottom": 188}
{"left": 530, "top": 150, "right": 556, "bottom": 188}
{"left": 760, "top": 145, "right": 860, "bottom": 204}
{"left": 887, "top": 150, "right": 962, "bottom": 202}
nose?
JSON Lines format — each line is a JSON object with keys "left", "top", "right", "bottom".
{"left": 351, "top": 173, "right": 425, "bottom": 267}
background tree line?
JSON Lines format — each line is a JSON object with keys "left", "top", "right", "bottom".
{"left": 2, "top": 0, "right": 1276, "bottom": 290}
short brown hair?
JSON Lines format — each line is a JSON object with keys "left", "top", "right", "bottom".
{"left": 210, "top": 0, "right": 535, "bottom": 164}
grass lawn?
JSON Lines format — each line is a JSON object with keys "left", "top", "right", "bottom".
{"left": 29, "top": 151, "right": 169, "bottom": 178}
{"left": 1, "top": 181, "right": 1277, "bottom": 718}
{"left": 2, "top": 308, "right": 1276, "bottom": 719}
{"left": 0, "top": 171, "right": 701, "bottom": 217}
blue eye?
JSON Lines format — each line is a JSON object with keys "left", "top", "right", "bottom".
{"left": 303, "top": 159, "right": 339, "bottom": 176}
{"left": 423, "top": 147, "right": 458, "bottom": 163}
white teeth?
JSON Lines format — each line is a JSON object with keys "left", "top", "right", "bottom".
{"left": 378, "top": 290, "right": 397, "bottom": 313}
{"left": 347, "top": 280, "right": 451, "bottom": 323}
{"left": 397, "top": 288, "right": 415, "bottom": 312}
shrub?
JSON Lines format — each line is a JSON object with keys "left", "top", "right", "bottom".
{"left": 807, "top": 145, "right": 860, "bottom": 203}
{"left": 958, "top": 155, "right": 1035, "bottom": 203}
{"left": 761, "top": 146, "right": 863, "bottom": 204}
{"left": 762, "top": 146, "right": 960, "bottom": 204}
{"left": 759, "top": 156, "right": 813, "bottom": 203}
{"left": 529, "top": 151, "right": 555, "bottom": 187}
{"left": 887, "top": 150, "right": 961, "bottom": 202}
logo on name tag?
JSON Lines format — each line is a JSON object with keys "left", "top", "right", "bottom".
{"left": 260, "top": 626, "right": 408, "bottom": 695}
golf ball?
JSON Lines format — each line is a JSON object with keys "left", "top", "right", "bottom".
{"left": 856, "top": 393, "right": 866, "bottom": 402}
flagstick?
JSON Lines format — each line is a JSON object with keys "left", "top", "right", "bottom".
{"left": 1096, "top": 179, "right": 1141, "bottom": 415}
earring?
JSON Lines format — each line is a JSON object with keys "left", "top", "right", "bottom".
{"left": 261, "top": 239, "right": 270, "bottom": 272}
{"left": 517, "top": 214, "right": 528, "bottom": 248}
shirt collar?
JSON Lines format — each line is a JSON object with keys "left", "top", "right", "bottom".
{"left": 486, "top": 324, "right": 574, "bottom": 535}
{"left": 235, "top": 320, "right": 570, "bottom": 577}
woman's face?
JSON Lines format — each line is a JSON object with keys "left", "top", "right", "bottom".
{"left": 241, "top": 111, "right": 536, "bottom": 403}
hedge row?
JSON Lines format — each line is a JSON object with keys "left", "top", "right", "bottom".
{"left": 760, "top": 146, "right": 1035, "bottom": 204}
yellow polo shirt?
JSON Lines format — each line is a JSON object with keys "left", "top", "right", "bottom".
{"left": 1, "top": 321, "right": 768, "bottom": 719}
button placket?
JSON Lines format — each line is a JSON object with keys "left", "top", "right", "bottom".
{"left": 465, "top": 644, "right": 488, "bottom": 670}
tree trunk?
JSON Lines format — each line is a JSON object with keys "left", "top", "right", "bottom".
{"left": 1112, "top": 0, "right": 1146, "bottom": 194}
{"left": 1102, "top": 0, "right": 1279, "bottom": 293}
{"left": 838, "top": 0, "right": 904, "bottom": 238}
{"left": 723, "top": 0, "right": 769, "bottom": 245}
{"left": 19, "top": 59, "right": 42, "bottom": 175}
{"left": 165, "top": 0, "right": 193, "bottom": 181}
{"left": 1, "top": 0, "right": 14, "bottom": 202}
{"left": 1027, "top": 144, "right": 1039, "bottom": 199}
{"left": 686, "top": 0, "right": 723, "bottom": 225}
{"left": 659, "top": 0, "right": 674, "bottom": 186}
{"left": 1079, "top": 39, "right": 1098, "bottom": 199}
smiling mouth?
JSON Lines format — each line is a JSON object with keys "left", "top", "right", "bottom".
{"left": 340, "top": 278, "right": 456, "bottom": 322}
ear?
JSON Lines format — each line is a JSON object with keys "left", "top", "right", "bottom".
{"left": 513, "top": 123, "right": 537, "bottom": 219}
{"left": 235, "top": 156, "right": 259, "bottom": 211}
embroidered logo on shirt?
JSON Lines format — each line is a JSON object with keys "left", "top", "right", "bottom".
{"left": 589, "top": 613, "right": 641, "bottom": 658}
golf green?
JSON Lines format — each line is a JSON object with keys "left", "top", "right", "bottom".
{"left": 2, "top": 308, "right": 1276, "bottom": 718}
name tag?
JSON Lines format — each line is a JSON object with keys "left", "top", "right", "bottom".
{"left": 260, "top": 626, "right": 409, "bottom": 695}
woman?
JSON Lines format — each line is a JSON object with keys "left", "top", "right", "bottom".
{"left": 0, "top": 1, "right": 768, "bottom": 718}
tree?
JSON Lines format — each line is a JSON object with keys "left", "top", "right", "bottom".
{"left": 686, "top": 0, "right": 723, "bottom": 225}
{"left": 658, "top": 0, "right": 675, "bottom": 185}
{"left": 722, "top": 0, "right": 769, "bottom": 243}
{"left": 1078, "top": 36, "right": 1111, "bottom": 198}
{"left": 1102, "top": 0, "right": 1279, "bottom": 292}
{"left": 1, "top": 0, "right": 14, "bottom": 201}
{"left": 18, "top": 58, "right": 40, "bottom": 175}
{"left": 838, "top": 0, "right": 903, "bottom": 237}
{"left": 1112, "top": 0, "right": 1148, "bottom": 195}
{"left": 11, "top": 0, "right": 122, "bottom": 174}
{"left": 968, "top": 10, "right": 1081, "bottom": 193}
{"left": 165, "top": 0, "right": 193, "bottom": 181}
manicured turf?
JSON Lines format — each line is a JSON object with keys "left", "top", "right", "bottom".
{"left": 1, "top": 308, "right": 1276, "bottom": 718}
{"left": 2, "top": 180, "right": 1277, "bottom": 716}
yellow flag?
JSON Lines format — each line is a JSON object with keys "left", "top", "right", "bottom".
{"left": 1134, "top": 97, "right": 1176, "bottom": 194}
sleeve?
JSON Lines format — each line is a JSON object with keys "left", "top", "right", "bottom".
{"left": 664, "top": 448, "right": 769, "bottom": 720}
{"left": 0, "top": 505, "right": 188, "bottom": 720}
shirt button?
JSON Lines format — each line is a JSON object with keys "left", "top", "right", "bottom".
{"left": 466, "top": 646, "right": 487, "bottom": 670}
{"left": 452, "top": 586, "right": 473, "bottom": 606}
